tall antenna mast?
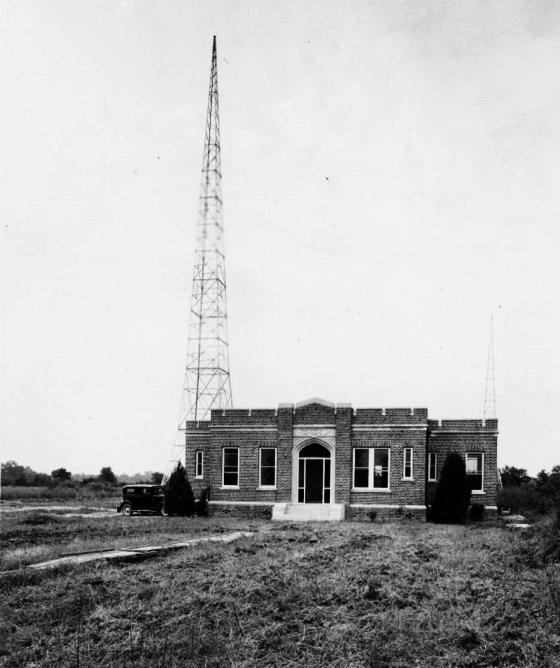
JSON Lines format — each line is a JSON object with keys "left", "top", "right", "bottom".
{"left": 178, "top": 36, "right": 233, "bottom": 430}
{"left": 483, "top": 315, "right": 496, "bottom": 420}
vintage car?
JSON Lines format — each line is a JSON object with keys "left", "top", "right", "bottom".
{"left": 116, "top": 484, "right": 167, "bottom": 516}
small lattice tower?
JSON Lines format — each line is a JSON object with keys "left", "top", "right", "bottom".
{"left": 178, "top": 36, "right": 233, "bottom": 433}
{"left": 483, "top": 315, "right": 496, "bottom": 420}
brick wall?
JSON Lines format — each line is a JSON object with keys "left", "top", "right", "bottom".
{"left": 185, "top": 404, "right": 499, "bottom": 520}
{"left": 349, "top": 428, "right": 427, "bottom": 508}
{"left": 426, "top": 420, "right": 499, "bottom": 508}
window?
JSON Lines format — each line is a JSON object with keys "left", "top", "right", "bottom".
{"left": 222, "top": 448, "right": 239, "bottom": 487}
{"left": 466, "top": 453, "right": 484, "bottom": 492}
{"left": 195, "top": 451, "right": 204, "bottom": 479}
{"left": 428, "top": 452, "right": 437, "bottom": 482}
{"left": 259, "top": 448, "right": 276, "bottom": 488}
{"left": 403, "top": 448, "right": 413, "bottom": 479}
{"left": 353, "top": 448, "right": 390, "bottom": 489}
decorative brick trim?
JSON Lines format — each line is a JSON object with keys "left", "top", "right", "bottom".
{"left": 210, "top": 426, "right": 278, "bottom": 432}
{"left": 352, "top": 426, "right": 428, "bottom": 432}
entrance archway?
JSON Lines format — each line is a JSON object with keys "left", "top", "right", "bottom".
{"left": 297, "top": 442, "right": 331, "bottom": 504}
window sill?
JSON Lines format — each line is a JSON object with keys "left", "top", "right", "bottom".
{"left": 401, "top": 478, "right": 415, "bottom": 482}
{"left": 472, "top": 490, "right": 485, "bottom": 495}
{"left": 352, "top": 488, "right": 391, "bottom": 493}
{"left": 220, "top": 486, "right": 240, "bottom": 490}
{"left": 194, "top": 476, "right": 204, "bottom": 480}
{"left": 257, "top": 486, "right": 277, "bottom": 491}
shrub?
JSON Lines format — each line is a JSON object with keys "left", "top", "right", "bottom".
{"left": 468, "top": 503, "right": 485, "bottom": 522}
{"left": 432, "top": 452, "right": 472, "bottom": 524}
{"left": 194, "top": 486, "right": 211, "bottom": 517}
{"left": 164, "top": 462, "right": 195, "bottom": 517}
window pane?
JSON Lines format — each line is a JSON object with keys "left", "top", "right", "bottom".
{"left": 354, "top": 468, "right": 369, "bottom": 488}
{"left": 355, "top": 449, "right": 369, "bottom": 468}
{"left": 261, "top": 467, "right": 275, "bottom": 486}
{"left": 373, "top": 470, "right": 389, "bottom": 489}
{"left": 324, "top": 489, "right": 331, "bottom": 503}
{"left": 261, "top": 449, "right": 275, "bottom": 467}
{"left": 224, "top": 471, "right": 238, "bottom": 486}
{"left": 428, "top": 453, "right": 434, "bottom": 480}
{"left": 469, "top": 474, "right": 483, "bottom": 491}
{"left": 299, "top": 459, "right": 304, "bottom": 487}
{"left": 324, "top": 460, "right": 331, "bottom": 487}
{"left": 374, "top": 449, "right": 389, "bottom": 468}
{"left": 298, "top": 488, "right": 304, "bottom": 503}
{"left": 466, "top": 454, "right": 482, "bottom": 474}
{"left": 300, "top": 443, "right": 331, "bottom": 458}
{"left": 224, "top": 450, "right": 238, "bottom": 467}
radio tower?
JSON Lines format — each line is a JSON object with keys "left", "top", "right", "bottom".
{"left": 483, "top": 315, "right": 496, "bottom": 420}
{"left": 177, "top": 36, "right": 233, "bottom": 434}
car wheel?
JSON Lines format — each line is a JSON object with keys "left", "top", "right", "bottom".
{"left": 161, "top": 506, "right": 169, "bottom": 517}
{"left": 122, "top": 502, "right": 133, "bottom": 517}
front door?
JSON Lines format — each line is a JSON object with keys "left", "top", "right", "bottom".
{"left": 297, "top": 443, "right": 332, "bottom": 504}
{"left": 305, "top": 459, "right": 323, "bottom": 503}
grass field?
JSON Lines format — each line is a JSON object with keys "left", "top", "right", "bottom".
{"left": 1, "top": 505, "right": 560, "bottom": 667}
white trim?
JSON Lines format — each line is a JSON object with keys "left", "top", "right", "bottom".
{"left": 403, "top": 448, "right": 413, "bottom": 480}
{"left": 353, "top": 447, "right": 391, "bottom": 490}
{"left": 352, "top": 425, "right": 427, "bottom": 432}
{"left": 430, "top": 429, "right": 498, "bottom": 435}
{"left": 259, "top": 447, "right": 277, "bottom": 488}
{"left": 292, "top": 438, "right": 336, "bottom": 505}
{"left": 350, "top": 504, "right": 426, "bottom": 510}
{"left": 195, "top": 451, "right": 204, "bottom": 479}
{"left": 222, "top": 447, "right": 239, "bottom": 488}
{"left": 465, "top": 452, "right": 484, "bottom": 492}
{"left": 209, "top": 500, "right": 276, "bottom": 506}
{"left": 210, "top": 426, "right": 278, "bottom": 432}
{"left": 352, "top": 488, "right": 392, "bottom": 493}
{"left": 256, "top": 487, "right": 277, "bottom": 491}
{"left": 427, "top": 452, "right": 437, "bottom": 482}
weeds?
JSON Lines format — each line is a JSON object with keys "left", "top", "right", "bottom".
{"left": 1, "top": 515, "right": 560, "bottom": 666}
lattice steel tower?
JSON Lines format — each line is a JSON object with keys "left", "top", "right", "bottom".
{"left": 483, "top": 315, "right": 496, "bottom": 420}
{"left": 178, "top": 36, "right": 233, "bottom": 431}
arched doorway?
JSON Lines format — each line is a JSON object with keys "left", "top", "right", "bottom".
{"left": 297, "top": 442, "right": 331, "bottom": 504}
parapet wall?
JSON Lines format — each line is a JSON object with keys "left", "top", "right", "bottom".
{"left": 354, "top": 408, "right": 428, "bottom": 425}
{"left": 209, "top": 409, "right": 278, "bottom": 425}
{"left": 428, "top": 419, "right": 498, "bottom": 431}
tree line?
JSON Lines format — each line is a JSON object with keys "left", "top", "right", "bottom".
{"left": 1, "top": 461, "right": 163, "bottom": 487}
{"left": 498, "top": 464, "right": 560, "bottom": 516}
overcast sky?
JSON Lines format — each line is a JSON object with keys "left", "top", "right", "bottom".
{"left": 2, "top": 0, "right": 559, "bottom": 478}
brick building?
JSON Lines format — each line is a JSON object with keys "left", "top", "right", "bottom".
{"left": 185, "top": 398, "right": 498, "bottom": 521}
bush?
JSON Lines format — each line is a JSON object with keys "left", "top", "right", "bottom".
{"left": 468, "top": 503, "right": 485, "bottom": 522}
{"left": 164, "top": 463, "right": 195, "bottom": 517}
{"left": 432, "top": 452, "right": 472, "bottom": 524}
{"left": 498, "top": 484, "right": 554, "bottom": 517}
{"left": 194, "top": 486, "right": 211, "bottom": 517}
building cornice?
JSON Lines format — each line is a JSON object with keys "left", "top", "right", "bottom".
{"left": 352, "top": 425, "right": 428, "bottom": 432}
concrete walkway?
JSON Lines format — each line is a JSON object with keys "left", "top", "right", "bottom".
{"left": 2, "top": 531, "right": 254, "bottom": 575}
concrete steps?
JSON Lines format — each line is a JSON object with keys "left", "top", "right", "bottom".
{"left": 271, "top": 503, "right": 345, "bottom": 522}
